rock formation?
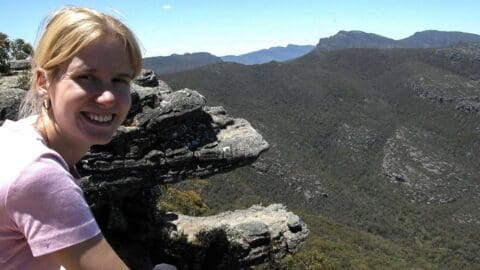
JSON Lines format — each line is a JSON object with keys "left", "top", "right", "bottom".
{"left": 382, "top": 126, "right": 477, "bottom": 204}
{"left": 7, "top": 59, "right": 31, "bottom": 71}
{"left": 0, "top": 87, "right": 24, "bottom": 126}
{"left": 0, "top": 69, "right": 309, "bottom": 269}
{"left": 167, "top": 204, "right": 310, "bottom": 264}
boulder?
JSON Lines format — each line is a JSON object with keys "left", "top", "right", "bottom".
{"left": 134, "top": 68, "right": 160, "bottom": 87}
{"left": 0, "top": 88, "right": 25, "bottom": 125}
{"left": 164, "top": 204, "right": 309, "bottom": 267}
{"left": 8, "top": 59, "right": 31, "bottom": 70}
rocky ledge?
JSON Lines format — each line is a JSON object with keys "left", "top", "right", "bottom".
{"left": 161, "top": 204, "right": 309, "bottom": 269}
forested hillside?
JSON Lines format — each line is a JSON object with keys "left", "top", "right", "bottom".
{"left": 161, "top": 44, "right": 480, "bottom": 268}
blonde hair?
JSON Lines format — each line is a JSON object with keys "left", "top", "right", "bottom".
{"left": 19, "top": 6, "right": 142, "bottom": 118}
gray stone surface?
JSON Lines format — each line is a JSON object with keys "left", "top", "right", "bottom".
{"left": 167, "top": 204, "right": 309, "bottom": 265}
{"left": 382, "top": 126, "right": 478, "bottom": 204}
{"left": 0, "top": 87, "right": 25, "bottom": 125}
{"left": 8, "top": 59, "right": 31, "bottom": 70}
{"left": 134, "top": 68, "right": 159, "bottom": 87}
{"left": 78, "top": 82, "right": 270, "bottom": 191}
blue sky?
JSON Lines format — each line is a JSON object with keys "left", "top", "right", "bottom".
{"left": 0, "top": 0, "right": 478, "bottom": 57}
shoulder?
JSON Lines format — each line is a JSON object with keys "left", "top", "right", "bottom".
{"left": 12, "top": 153, "right": 73, "bottom": 192}
{"left": 0, "top": 116, "right": 70, "bottom": 187}
{"left": 1, "top": 118, "right": 73, "bottom": 212}
{"left": 1, "top": 118, "right": 74, "bottom": 206}
{"left": 5, "top": 155, "right": 100, "bottom": 257}
{"left": 5, "top": 152, "right": 79, "bottom": 214}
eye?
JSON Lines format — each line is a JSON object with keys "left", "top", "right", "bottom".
{"left": 113, "top": 77, "right": 131, "bottom": 85}
{"left": 77, "top": 74, "right": 96, "bottom": 81}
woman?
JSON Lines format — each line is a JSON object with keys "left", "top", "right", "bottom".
{"left": 0, "top": 7, "right": 141, "bottom": 269}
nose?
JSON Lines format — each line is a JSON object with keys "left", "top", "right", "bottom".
{"left": 95, "top": 89, "right": 115, "bottom": 109}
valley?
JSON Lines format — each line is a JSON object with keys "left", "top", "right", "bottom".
{"left": 160, "top": 45, "right": 480, "bottom": 268}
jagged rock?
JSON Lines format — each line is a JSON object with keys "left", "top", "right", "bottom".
{"left": 165, "top": 204, "right": 309, "bottom": 266}
{"left": 0, "top": 73, "right": 25, "bottom": 92}
{"left": 8, "top": 59, "right": 31, "bottom": 70}
{"left": 134, "top": 69, "right": 160, "bottom": 87}
{"left": 0, "top": 88, "right": 25, "bottom": 126}
{"left": 455, "top": 99, "right": 480, "bottom": 113}
{"left": 382, "top": 126, "right": 477, "bottom": 204}
{"left": 405, "top": 73, "right": 480, "bottom": 113}
{"left": 406, "top": 78, "right": 455, "bottom": 103}
{"left": 436, "top": 43, "right": 480, "bottom": 80}
{"left": 78, "top": 86, "right": 269, "bottom": 190}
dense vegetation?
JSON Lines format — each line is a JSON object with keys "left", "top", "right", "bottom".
{"left": 0, "top": 32, "right": 32, "bottom": 73}
{"left": 161, "top": 46, "right": 480, "bottom": 268}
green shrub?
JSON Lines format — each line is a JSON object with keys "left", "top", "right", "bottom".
{"left": 157, "top": 185, "right": 209, "bottom": 216}
{"left": 276, "top": 250, "right": 338, "bottom": 270}
{"left": 16, "top": 69, "right": 31, "bottom": 90}
{"left": 0, "top": 33, "right": 9, "bottom": 74}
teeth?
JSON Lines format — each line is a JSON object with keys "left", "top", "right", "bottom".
{"left": 86, "top": 113, "right": 113, "bottom": 123}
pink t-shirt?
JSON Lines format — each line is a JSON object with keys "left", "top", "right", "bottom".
{"left": 0, "top": 116, "right": 101, "bottom": 270}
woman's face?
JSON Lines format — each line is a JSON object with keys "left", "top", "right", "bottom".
{"left": 48, "top": 36, "right": 133, "bottom": 147}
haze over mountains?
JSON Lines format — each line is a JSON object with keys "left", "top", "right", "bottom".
{"left": 221, "top": 44, "right": 315, "bottom": 65}
{"left": 144, "top": 30, "right": 480, "bottom": 76}
{"left": 156, "top": 30, "right": 480, "bottom": 268}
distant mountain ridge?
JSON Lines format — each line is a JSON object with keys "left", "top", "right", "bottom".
{"left": 142, "top": 52, "right": 222, "bottom": 75}
{"left": 142, "top": 30, "right": 480, "bottom": 75}
{"left": 398, "top": 30, "right": 480, "bottom": 48}
{"left": 316, "top": 30, "right": 397, "bottom": 50}
{"left": 221, "top": 44, "right": 315, "bottom": 65}
{"left": 315, "top": 30, "right": 480, "bottom": 51}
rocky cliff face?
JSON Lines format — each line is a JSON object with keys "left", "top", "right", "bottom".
{"left": 0, "top": 70, "right": 309, "bottom": 269}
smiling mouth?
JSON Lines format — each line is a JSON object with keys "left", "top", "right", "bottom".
{"left": 82, "top": 112, "right": 115, "bottom": 124}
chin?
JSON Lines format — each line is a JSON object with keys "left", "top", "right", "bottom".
{"left": 94, "top": 136, "right": 114, "bottom": 145}
{"left": 84, "top": 133, "right": 115, "bottom": 146}
{"left": 92, "top": 139, "right": 113, "bottom": 146}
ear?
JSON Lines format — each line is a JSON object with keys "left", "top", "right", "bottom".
{"left": 35, "top": 68, "right": 50, "bottom": 97}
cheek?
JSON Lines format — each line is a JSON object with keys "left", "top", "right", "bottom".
{"left": 51, "top": 81, "right": 84, "bottom": 106}
{"left": 117, "top": 89, "right": 132, "bottom": 113}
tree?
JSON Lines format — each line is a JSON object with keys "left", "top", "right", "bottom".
{"left": 11, "top": 38, "right": 33, "bottom": 60}
{"left": 0, "top": 32, "right": 10, "bottom": 73}
{"left": 0, "top": 34, "right": 33, "bottom": 74}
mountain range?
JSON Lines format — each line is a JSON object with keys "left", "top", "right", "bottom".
{"left": 315, "top": 30, "right": 480, "bottom": 50}
{"left": 142, "top": 52, "right": 222, "bottom": 75}
{"left": 144, "top": 30, "right": 480, "bottom": 76}
{"left": 221, "top": 44, "right": 315, "bottom": 65}
{"left": 159, "top": 40, "right": 480, "bottom": 268}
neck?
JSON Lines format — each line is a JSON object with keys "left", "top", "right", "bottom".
{"left": 35, "top": 114, "right": 90, "bottom": 167}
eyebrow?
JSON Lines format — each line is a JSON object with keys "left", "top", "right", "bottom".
{"left": 72, "top": 67, "right": 133, "bottom": 80}
{"left": 117, "top": 73, "right": 134, "bottom": 80}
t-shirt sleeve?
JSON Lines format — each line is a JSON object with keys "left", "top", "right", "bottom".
{"left": 5, "top": 153, "right": 101, "bottom": 257}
